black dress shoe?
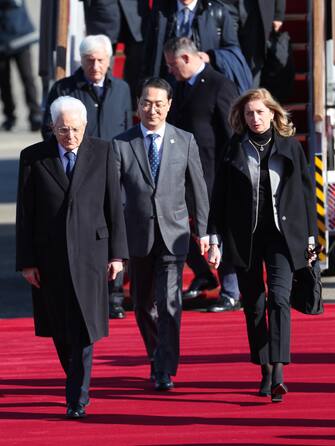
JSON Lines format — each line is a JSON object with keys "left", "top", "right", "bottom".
{"left": 66, "top": 404, "right": 86, "bottom": 419}
{"left": 183, "top": 275, "right": 218, "bottom": 300}
{"left": 29, "top": 114, "right": 42, "bottom": 132}
{"left": 109, "top": 304, "right": 126, "bottom": 319}
{"left": 271, "top": 383, "right": 288, "bottom": 402}
{"left": 207, "top": 295, "right": 241, "bottom": 312}
{"left": 154, "top": 372, "right": 174, "bottom": 391}
{"left": 1, "top": 118, "right": 15, "bottom": 131}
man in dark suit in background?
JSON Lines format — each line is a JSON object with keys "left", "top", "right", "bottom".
{"left": 42, "top": 34, "right": 132, "bottom": 319}
{"left": 221, "top": 0, "right": 286, "bottom": 86}
{"left": 113, "top": 77, "right": 209, "bottom": 390}
{"left": 16, "top": 96, "right": 128, "bottom": 418}
{"left": 83, "top": 0, "right": 150, "bottom": 108}
{"left": 165, "top": 37, "right": 240, "bottom": 312}
{"left": 143, "top": 0, "right": 252, "bottom": 94}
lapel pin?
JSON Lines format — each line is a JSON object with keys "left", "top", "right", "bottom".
{"left": 170, "top": 139, "right": 175, "bottom": 144}
{"left": 201, "top": 78, "right": 205, "bottom": 83}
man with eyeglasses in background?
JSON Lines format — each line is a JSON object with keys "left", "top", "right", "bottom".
{"left": 41, "top": 34, "right": 132, "bottom": 320}
{"left": 16, "top": 96, "right": 128, "bottom": 418}
{"left": 113, "top": 77, "right": 209, "bottom": 391}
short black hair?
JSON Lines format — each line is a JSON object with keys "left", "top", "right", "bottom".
{"left": 136, "top": 77, "right": 173, "bottom": 100}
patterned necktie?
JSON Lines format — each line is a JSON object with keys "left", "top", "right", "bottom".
{"left": 179, "top": 7, "right": 191, "bottom": 37}
{"left": 147, "top": 133, "right": 160, "bottom": 183}
{"left": 65, "top": 151, "right": 76, "bottom": 179}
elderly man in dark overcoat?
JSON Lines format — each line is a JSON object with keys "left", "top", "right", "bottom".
{"left": 16, "top": 96, "right": 128, "bottom": 419}
{"left": 42, "top": 34, "right": 132, "bottom": 320}
{"left": 41, "top": 34, "right": 132, "bottom": 141}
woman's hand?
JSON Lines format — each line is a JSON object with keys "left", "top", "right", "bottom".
{"left": 207, "top": 244, "right": 221, "bottom": 269}
{"left": 306, "top": 245, "right": 318, "bottom": 266}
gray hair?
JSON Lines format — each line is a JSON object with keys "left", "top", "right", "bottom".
{"left": 163, "top": 37, "right": 199, "bottom": 57}
{"left": 50, "top": 96, "right": 87, "bottom": 124}
{"left": 79, "top": 34, "right": 113, "bottom": 58}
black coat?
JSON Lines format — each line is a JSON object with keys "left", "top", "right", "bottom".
{"left": 16, "top": 136, "right": 129, "bottom": 342}
{"left": 83, "top": 0, "right": 150, "bottom": 43}
{"left": 41, "top": 67, "right": 132, "bottom": 141}
{"left": 208, "top": 132, "right": 318, "bottom": 271}
{"left": 238, "top": 0, "right": 286, "bottom": 68}
{"left": 143, "top": 0, "right": 239, "bottom": 78}
{"left": 168, "top": 64, "right": 238, "bottom": 197}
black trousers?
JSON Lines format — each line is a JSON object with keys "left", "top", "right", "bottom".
{"left": 0, "top": 47, "right": 41, "bottom": 121}
{"left": 51, "top": 282, "right": 93, "bottom": 407}
{"left": 129, "top": 226, "right": 185, "bottom": 376}
{"left": 237, "top": 227, "right": 293, "bottom": 365}
{"left": 53, "top": 340, "right": 93, "bottom": 407}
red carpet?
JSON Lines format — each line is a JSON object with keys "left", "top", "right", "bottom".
{"left": 0, "top": 308, "right": 334, "bottom": 445}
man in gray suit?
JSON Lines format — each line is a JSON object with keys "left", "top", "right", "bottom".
{"left": 113, "top": 77, "right": 209, "bottom": 390}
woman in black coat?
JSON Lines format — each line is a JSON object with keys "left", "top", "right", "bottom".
{"left": 208, "top": 88, "right": 317, "bottom": 402}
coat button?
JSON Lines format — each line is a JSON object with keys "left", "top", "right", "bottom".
{"left": 282, "top": 216, "right": 287, "bottom": 221}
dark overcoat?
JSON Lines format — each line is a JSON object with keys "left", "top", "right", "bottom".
{"left": 168, "top": 63, "right": 238, "bottom": 197}
{"left": 16, "top": 136, "right": 129, "bottom": 343}
{"left": 83, "top": 0, "right": 150, "bottom": 43}
{"left": 41, "top": 68, "right": 132, "bottom": 140}
{"left": 143, "top": 0, "right": 239, "bottom": 78}
{"left": 238, "top": 0, "right": 286, "bottom": 65}
{"left": 208, "top": 132, "right": 318, "bottom": 271}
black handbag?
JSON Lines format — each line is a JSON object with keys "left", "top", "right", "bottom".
{"left": 290, "top": 260, "right": 324, "bottom": 315}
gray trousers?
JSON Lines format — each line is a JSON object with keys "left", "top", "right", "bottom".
{"left": 129, "top": 228, "right": 185, "bottom": 376}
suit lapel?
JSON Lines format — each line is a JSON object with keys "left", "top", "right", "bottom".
{"left": 69, "top": 138, "right": 95, "bottom": 196}
{"left": 230, "top": 139, "right": 252, "bottom": 182}
{"left": 40, "top": 139, "right": 69, "bottom": 191}
{"left": 156, "top": 124, "right": 176, "bottom": 188}
{"left": 130, "top": 126, "right": 155, "bottom": 188}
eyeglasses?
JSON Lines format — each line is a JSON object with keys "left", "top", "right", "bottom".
{"left": 139, "top": 100, "right": 169, "bottom": 111}
{"left": 57, "top": 127, "right": 81, "bottom": 135}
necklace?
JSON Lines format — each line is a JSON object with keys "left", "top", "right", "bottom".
{"left": 248, "top": 136, "right": 272, "bottom": 152}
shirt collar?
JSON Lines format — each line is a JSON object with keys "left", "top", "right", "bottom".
{"left": 58, "top": 144, "right": 79, "bottom": 158}
{"left": 177, "top": 0, "right": 198, "bottom": 12}
{"left": 140, "top": 123, "right": 166, "bottom": 139}
{"left": 83, "top": 75, "right": 105, "bottom": 87}
{"left": 188, "top": 61, "right": 206, "bottom": 85}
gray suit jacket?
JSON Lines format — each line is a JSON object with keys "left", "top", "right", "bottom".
{"left": 113, "top": 123, "right": 209, "bottom": 257}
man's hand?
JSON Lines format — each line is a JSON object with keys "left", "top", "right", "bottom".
{"left": 272, "top": 20, "right": 283, "bottom": 32}
{"left": 207, "top": 245, "right": 221, "bottom": 269}
{"left": 199, "top": 236, "right": 209, "bottom": 255}
{"left": 22, "top": 267, "right": 41, "bottom": 288}
{"left": 107, "top": 260, "right": 123, "bottom": 281}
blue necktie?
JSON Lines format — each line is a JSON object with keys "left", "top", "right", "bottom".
{"left": 179, "top": 7, "right": 191, "bottom": 37}
{"left": 92, "top": 84, "right": 104, "bottom": 100}
{"left": 65, "top": 151, "right": 76, "bottom": 179}
{"left": 148, "top": 134, "right": 160, "bottom": 183}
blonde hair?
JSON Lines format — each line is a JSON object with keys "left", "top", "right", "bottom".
{"left": 229, "top": 88, "right": 295, "bottom": 137}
